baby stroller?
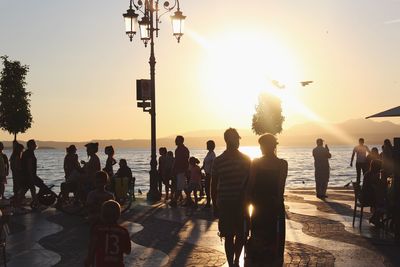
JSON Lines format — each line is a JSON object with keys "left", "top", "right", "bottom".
{"left": 29, "top": 176, "right": 57, "bottom": 208}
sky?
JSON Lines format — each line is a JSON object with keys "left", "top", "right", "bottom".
{"left": 1, "top": 0, "right": 400, "bottom": 141}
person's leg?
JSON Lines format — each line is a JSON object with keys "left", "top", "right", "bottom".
{"left": 322, "top": 176, "right": 329, "bottom": 197}
{"left": 0, "top": 182, "right": 4, "bottom": 198}
{"left": 205, "top": 174, "right": 211, "bottom": 206}
{"left": 224, "top": 235, "right": 235, "bottom": 266}
{"left": 233, "top": 234, "right": 244, "bottom": 266}
{"left": 277, "top": 216, "right": 286, "bottom": 266}
{"left": 315, "top": 176, "right": 322, "bottom": 197}
{"left": 356, "top": 163, "right": 361, "bottom": 184}
{"left": 361, "top": 162, "right": 368, "bottom": 181}
{"left": 193, "top": 189, "right": 198, "bottom": 207}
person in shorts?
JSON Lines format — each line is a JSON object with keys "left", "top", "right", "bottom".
{"left": 211, "top": 128, "right": 251, "bottom": 267}
{"left": 85, "top": 200, "right": 131, "bottom": 267}
{"left": 86, "top": 171, "right": 114, "bottom": 225}
{"left": 170, "top": 136, "right": 189, "bottom": 207}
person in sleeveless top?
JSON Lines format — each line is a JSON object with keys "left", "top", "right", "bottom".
{"left": 245, "top": 134, "right": 288, "bottom": 267}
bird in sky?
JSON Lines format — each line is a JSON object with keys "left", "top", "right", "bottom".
{"left": 301, "top": 81, "right": 313, "bottom": 87}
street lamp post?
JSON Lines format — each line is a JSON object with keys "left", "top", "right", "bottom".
{"left": 123, "top": 0, "right": 186, "bottom": 201}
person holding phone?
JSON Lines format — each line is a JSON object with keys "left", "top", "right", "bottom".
{"left": 312, "top": 138, "right": 331, "bottom": 199}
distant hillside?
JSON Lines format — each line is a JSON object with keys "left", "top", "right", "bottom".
{"left": 4, "top": 118, "right": 400, "bottom": 149}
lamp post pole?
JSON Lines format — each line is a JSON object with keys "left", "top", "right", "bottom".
{"left": 123, "top": 0, "right": 186, "bottom": 202}
{"left": 148, "top": 1, "right": 159, "bottom": 201}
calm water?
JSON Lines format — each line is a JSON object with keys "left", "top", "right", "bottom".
{"left": 3, "top": 145, "right": 359, "bottom": 197}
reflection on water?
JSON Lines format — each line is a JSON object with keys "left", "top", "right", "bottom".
{"left": 3, "top": 146, "right": 357, "bottom": 196}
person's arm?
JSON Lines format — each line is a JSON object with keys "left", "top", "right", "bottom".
{"left": 350, "top": 148, "right": 356, "bottom": 166}
{"left": 123, "top": 230, "right": 132, "bottom": 254}
{"left": 366, "top": 146, "right": 370, "bottom": 154}
{"left": 279, "top": 159, "right": 288, "bottom": 197}
{"left": 85, "top": 229, "right": 97, "bottom": 267}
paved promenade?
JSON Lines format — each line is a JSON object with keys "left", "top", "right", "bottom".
{"left": 3, "top": 188, "right": 400, "bottom": 266}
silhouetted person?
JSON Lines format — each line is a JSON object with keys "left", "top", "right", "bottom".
{"left": 115, "top": 159, "right": 135, "bottom": 200}
{"left": 164, "top": 151, "right": 174, "bottom": 199}
{"left": 313, "top": 138, "right": 331, "bottom": 199}
{"left": 366, "top": 147, "right": 380, "bottom": 170}
{"left": 85, "top": 200, "right": 131, "bottom": 267}
{"left": 187, "top": 157, "right": 202, "bottom": 208}
{"left": 245, "top": 134, "right": 288, "bottom": 266}
{"left": 0, "top": 142, "right": 8, "bottom": 199}
{"left": 158, "top": 147, "right": 167, "bottom": 197}
{"left": 82, "top": 142, "right": 101, "bottom": 190}
{"left": 211, "top": 128, "right": 251, "bottom": 266}
{"left": 362, "top": 159, "right": 385, "bottom": 227}
{"left": 202, "top": 140, "right": 216, "bottom": 208}
{"left": 61, "top": 145, "right": 82, "bottom": 200}
{"left": 170, "top": 136, "right": 189, "bottom": 207}
{"left": 10, "top": 142, "right": 23, "bottom": 197}
{"left": 21, "top": 139, "right": 40, "bottom": 206}
{"left": 350, "top": 138, "right": 370, "bottom": 184}
{"left": 381, "top": 139, "right": 394, "bottom": 185}
{"left": 103, "top": 145, "right": 117, "bottom": 178}
{"left": 86, "top": 170, "right": 114, "bottom": 225}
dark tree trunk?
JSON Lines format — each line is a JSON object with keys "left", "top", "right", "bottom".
{"left": 13, "top": 132, "right": 17, "bottom": 141}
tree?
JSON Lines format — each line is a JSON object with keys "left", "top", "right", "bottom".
{"left": 0, "top": 56, "right": 33, "bottom": 141}
{"left": 252, "top": 92, "right": 285, "bottom": 135}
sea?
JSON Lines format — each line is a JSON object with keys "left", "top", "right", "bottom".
{"left": 2, "top": 145, "right": 362, "bottom": 197}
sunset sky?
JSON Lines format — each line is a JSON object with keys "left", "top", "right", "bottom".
{"left": 1, "top": 0, "right": 400, "bottom": 141}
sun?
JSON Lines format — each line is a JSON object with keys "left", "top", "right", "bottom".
{"left": 194, "top": 29, "right": 304, "bottom": 126}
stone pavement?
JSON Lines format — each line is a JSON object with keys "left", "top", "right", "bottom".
{"left": 2, "top": 188, "right": 399, "bottom": 266}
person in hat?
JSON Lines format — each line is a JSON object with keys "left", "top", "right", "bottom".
{"left": 313, "top": 138, "right": 331, "bottom": 199}
{"left": 211, "top": 128, "right": 251, "bottom": 266}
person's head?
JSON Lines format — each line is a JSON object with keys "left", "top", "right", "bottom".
{"left": 95, "top": 170, "right": 109, "bottom": 189}
{"left": 167, "top": 151, "right": 174, "bottom": 158}
{"left": 27, "top": 139, "right": 37, "bottom": 151}
{"left": 371, "top": 147, "right": 379, "bottom": 155}
{"left": 85, "top": 142, "right": 99, "bottom": 156}
{"left": 359, "top": 138, "right": 365, "bottom": 145}
{"left": 316, "top": 138, "right": 324, "bottom": 147}
{"left": 104, "top": 145, "right": 114, "bottom": 156}
{"left": 259, "top": 134, "right": 278, "bottom": 156}
{"left": 101, "top": 200, "right": 121, "bottom": 224}
{"left": 206, "top": 140, "right": 215, "bottom": 151}
{"left": 66, "top": 145, "right": 77, "bottom": 155}
{"left": 119, "top": 159, "right": 128, "bottom": 168}
{"left": 224, "top": 128, "right": 240, "bottom": 150}
{"left": 159, "top": 147, "right": 167, "bottom": 156}
{"left": 189, "top": 156, "right": 200, "bottom": 166}
{"left": 14, "top": 143, "right": 24, "bottom": 155}
{"left": 175, "top": 136, "right": 184, "bottom": 146}
{"left": 369, "top": 159, "right": 382, "bottom": 173}
{"left": 0, "top": 142, "right": 4, "bottom": 151}
{"left": 384, "top": 139, "right": 392, "bottom": 147}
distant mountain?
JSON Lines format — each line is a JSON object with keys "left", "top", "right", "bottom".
{"left": 4, "top": 118, "right": 400, "bottom": 149}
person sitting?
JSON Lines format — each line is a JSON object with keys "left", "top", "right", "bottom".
{"left": 114, "top": 159, "right": 135, "bottom": 201}
{"left": 86, "top": 171, "right": 114, "bottom": 225}
{"left": 85, "top": 200, "right": 131, "bottom": 267}
{"left": 362, "top": 159, "right": 386, "bottom": 227}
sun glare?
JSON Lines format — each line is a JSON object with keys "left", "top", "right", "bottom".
{"left": 192, "top": 29, "right": 303, "bottom": 124}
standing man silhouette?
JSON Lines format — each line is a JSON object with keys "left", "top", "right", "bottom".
{"left": 211, "top": 128, "right": 251, "bottom": 266}
{"left": 313, "top": 138, "right": 331, "bottom": 199}
{"left": 350, "top": 138, "right": 370, "bottom": 184}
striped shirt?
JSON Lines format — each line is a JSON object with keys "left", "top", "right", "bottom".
{"left": 212, "top": 149, "right": 251, "bottom": 205}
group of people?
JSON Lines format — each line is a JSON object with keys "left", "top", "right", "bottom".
{"left": 156, "top": 136, "right": 216, "bottom": 208}
{"left": 313, "top": 137, "right": 395, "bottom": 227}
{"left": 156, "top": 129, "right": 287, "bottom": 266}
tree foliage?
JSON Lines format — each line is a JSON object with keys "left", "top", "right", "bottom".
{"left": 252, "top": 92, "right": 285, "bottom": 135}
{"left": 0, "top": 56, "right": 33, "bottom": 140}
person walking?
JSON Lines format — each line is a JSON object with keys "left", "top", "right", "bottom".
{"left": 21, "top": 139, "right": 39, "bottom": 206}
{"left": 202, "top": 140, "right": 216, "bottom": 208}
{"left": 211, "top": 128, "right": 251, "bottom": 267}
{"left": 170, "top": 136, "right": 189, "bottom": 207}
{"left": 350, "top": 138, "right": 370, "bottom": 184}
{"left": 0, "top": 142, "right": 8, "bottom": 199}
{"left": 313, "top": 138, "right": 331, "bottom": 199}
{"left": 245, "top": 133, "right": 288, "bottom": 266}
